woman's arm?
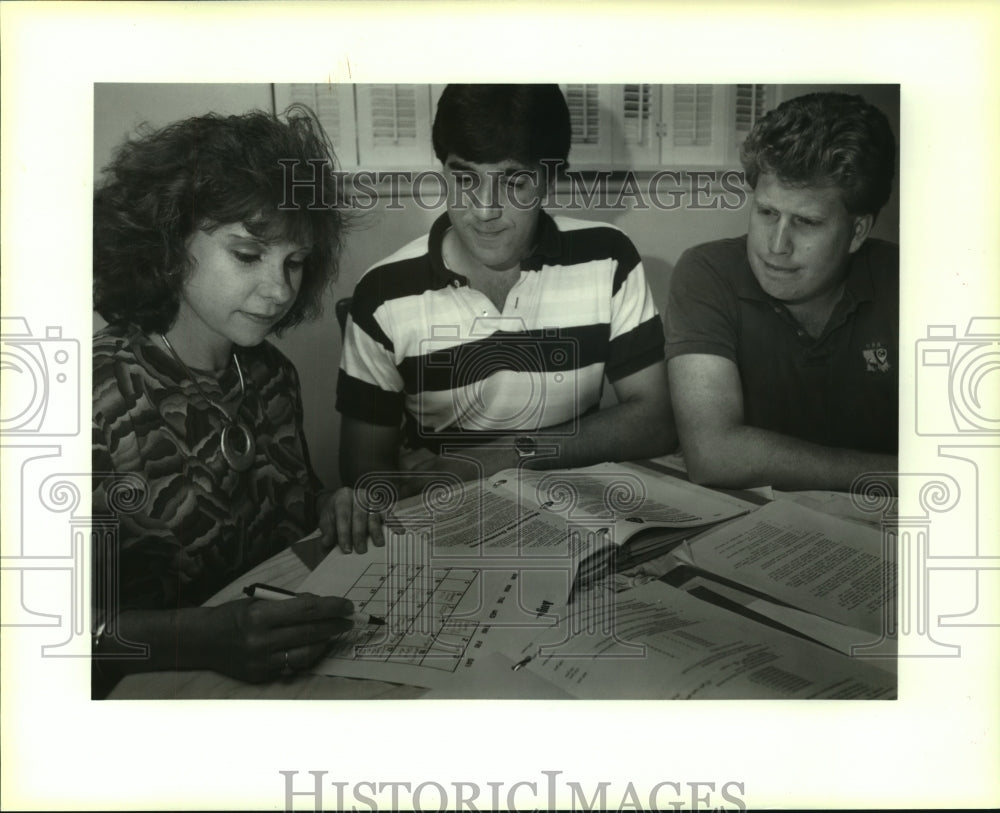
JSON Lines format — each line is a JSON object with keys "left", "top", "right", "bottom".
{"left": 93, "top": 593, "right": 355, "bottom": 691}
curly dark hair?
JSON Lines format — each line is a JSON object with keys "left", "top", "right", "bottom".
{"left": 94, "top": 105, "right": 348, "bottom": 333}
{"left": 740, "top": 92, "right": 896, "bottom": 217}
{"left": 432, "top": 84, "right": 571, "bottom": 169}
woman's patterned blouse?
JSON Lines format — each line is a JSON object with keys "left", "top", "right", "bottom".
{"left": 92, "top": 323, "right": 322, "bottom": 611}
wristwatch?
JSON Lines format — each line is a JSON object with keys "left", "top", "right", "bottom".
{"left": 514, "top": 435, "right": 537, "bottom": 459}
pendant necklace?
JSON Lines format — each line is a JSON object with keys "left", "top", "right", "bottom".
{"left": 159, "top": 333, "right": 256, "bottom": 472}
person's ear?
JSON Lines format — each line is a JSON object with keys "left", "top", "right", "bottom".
{"left": 848, "top": 213, "right": 874, "bottom": 253}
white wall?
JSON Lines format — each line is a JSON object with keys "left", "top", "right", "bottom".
{"left": 94, "top": 83, "right": 274, "bottom": 180}
{"left": 94, "top": 84, "right": 900, "bottom": 489}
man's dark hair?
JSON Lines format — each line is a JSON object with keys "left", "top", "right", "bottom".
{"left": 740, "top": 92, "right": 896, "bottom": 217}
{"left": 432, "top": 84, "right": 572, "bottom": 168}
{"left": 94, "top": 106, "right": 348, "bottom": 334}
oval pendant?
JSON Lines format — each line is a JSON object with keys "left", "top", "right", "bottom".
{"left": 220, "top": 421, "right": 256, "bottom": 472}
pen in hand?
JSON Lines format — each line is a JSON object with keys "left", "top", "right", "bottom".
{"left": 243, "top": 583, "right": 386, "bottom": 626}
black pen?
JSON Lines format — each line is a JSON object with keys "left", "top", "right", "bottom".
{"left": 511, "top": 655, "right": 533, "bottom": 671}
{"left": 243, "top": 582, "right": 386, "bottom": 626}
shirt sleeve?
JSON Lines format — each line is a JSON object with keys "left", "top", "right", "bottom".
{"left": 90, "top": 373, "right": 162, "bottom": 614}
{"left": 606, "top": 230, "right": 666, "bottom": 381}
{"left": 335, "top": 291, "right": 406, "bottom": 426}
{"left": 664, "top": 244, "right": 740, "bottom": 363}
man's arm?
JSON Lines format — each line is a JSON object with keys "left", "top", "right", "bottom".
{"left": 529, "top": 359, "right": 676, "bottom": 469}
{"left": 422, "top": 359, "right": 676, "bottom": 480}
{"left": 668, "top": 353, "right": 897, "bottom": 492}
{"left": 339, "top": 415, "right": 401, "bottom": 486}
{"left": 340, "top": 361, "right": 676, "bottom": 486}
{"left": 315, "top": 416, "right": 401, "bottom": 554}
{"left": 323, "top": 362, "right": 676, "bottom": 550}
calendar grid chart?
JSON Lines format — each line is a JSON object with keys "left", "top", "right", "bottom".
{"left": 346, "top": 530, "right": 481, "bottom": 672}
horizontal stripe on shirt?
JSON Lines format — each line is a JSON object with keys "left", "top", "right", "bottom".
{"left": 337, "top": 212, "right": 664, "bottom": 438}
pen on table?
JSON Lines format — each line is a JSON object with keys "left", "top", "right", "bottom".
{"left": 243, "top": 583, "right": 386, "bottom": 626}
{"left": 511, "top": 655, "right": 533, "bottom": 671}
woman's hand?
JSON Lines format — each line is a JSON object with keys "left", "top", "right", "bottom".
{"left": 317, "top": 486, "right": 385, "bottom": 555}
{"left": 199, "top": 593, "right": 355, "bottom": 683}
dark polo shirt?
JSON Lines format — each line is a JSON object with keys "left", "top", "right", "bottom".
{"left": 665, "top": 235, "right": 898, "bottom": 454}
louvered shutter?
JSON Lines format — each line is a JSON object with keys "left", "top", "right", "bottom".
{"left": 612, "top": 83, "right": 660, "bottom": 169}
{"left": 561, "top": 83, "right": 613, "bottom": 168}
{"left": 673, "top": 84, "right": 715, "bottom": 146}
{"left": 731, "top": 84, "right": 778, "bottom": 163}
{"left": 661, "top": 84, "right": 728, "bottom": 165}
{"left": 355, "top": 84, "right": 433, "bottom": 169}
{"left": 622, "top": 84, "right": 653, "bottom": 145}
{"left": 734, "top": 84, "right": 768, "bottom": 137}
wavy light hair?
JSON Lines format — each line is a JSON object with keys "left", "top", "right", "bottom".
{"left": 740, "top": 92, "right": 896, "bottom": 217}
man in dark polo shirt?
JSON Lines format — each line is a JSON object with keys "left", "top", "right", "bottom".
{"left": 665, "top": 92, "right": 898, "bottom": 492}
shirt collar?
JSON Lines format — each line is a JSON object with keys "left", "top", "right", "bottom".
{"left": 521, "top": 209, "right": 561, "bottom": 271}
{"left": 844, "top": 242, "right": 876, "bottom": 303}
{"left": 428, "top": 213, "right": 457, "bottom": 286}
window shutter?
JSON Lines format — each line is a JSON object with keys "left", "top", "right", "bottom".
{"left": 610, "top": 83, "right": 660, "bottom": 169}
{"left": 672, "top": 84, "right": 715, "bottom": 147}
{"left": 729, "top": 84, "right": 779, "bottom": 164}
{"left": 562, "top": 84, "right": 613, "bottom": 168}
{"left": 735, "top": 84, "right": 768, "bottom": 137}
{"left": 369, "top": 85, "right": 417, "bottom": 146}
{"left": 622, "top": 84, "right": 654, "bottom": 146}
{"left": 355, "top": 84, "right": 433, "bottom": 169}
{"left": 271, "top": 83, "right": 784, "bottom": 172}
{"left": 661, "top": 84, "right": 728, "bottom": 165}
{"left": 272, "top": 83, "right": 358, "bottom": 167}
{"left": 567, "top": 84, "right": 601, "bottom": 145}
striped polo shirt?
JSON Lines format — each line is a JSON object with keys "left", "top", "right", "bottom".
{"left": 336, "top": 210, "right": 664, "bottom": 451}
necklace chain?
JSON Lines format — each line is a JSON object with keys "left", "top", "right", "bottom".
{"left": 159, "top": 333, "right": 246, "bottom": 424}
{"left": 158, "top": 333, "right": 256, "bottom": 472}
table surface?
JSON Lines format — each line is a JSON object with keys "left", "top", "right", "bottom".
{"left": 108, "top": 461, "right": 889, "bottom": 699}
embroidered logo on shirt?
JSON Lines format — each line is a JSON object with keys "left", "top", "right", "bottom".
{"left": 863, "top": 343, "right": 892, "bottom": 373}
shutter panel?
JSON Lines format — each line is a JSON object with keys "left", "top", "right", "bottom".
{"left": 730, "top": 84, "right": 777, "bottom": 164}
{"left": 661, "top": 84, "right": 728, "bottom": 165}
{"left": 734, "top": 84, "right": 768, "bottom": 137}
{"left": 611, "top": 83, "right": 660, "bottom": 169}
{"left": 355, "top": 84, "right": 433, "bottom": 169}
{"left": 271, "top": 83, "right": 772, "bottom": 172}
{"left": 567, "top": 84, "right": 601, "bottom": 145}
{"left": 622, "top": 83, "right": 653, "bottom": 146}
{"left": 272, "top": 83, "right": 358, "bottom": 167}
{"left": 673, "top": 84, "right": 715, "bottom": 147}
{"left": 561, "top": 84, "right": 613, "bottom": 168}
{"left": 369, "top": 85, "right": 417, "bottom": 146}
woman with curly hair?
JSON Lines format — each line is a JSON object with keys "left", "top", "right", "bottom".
{"left": 92, "top": 106, "right": 356, "bottom": 695}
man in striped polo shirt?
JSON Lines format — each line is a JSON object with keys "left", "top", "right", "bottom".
{"left": 323, "top": 84, "right": 676, "bottom": 552}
